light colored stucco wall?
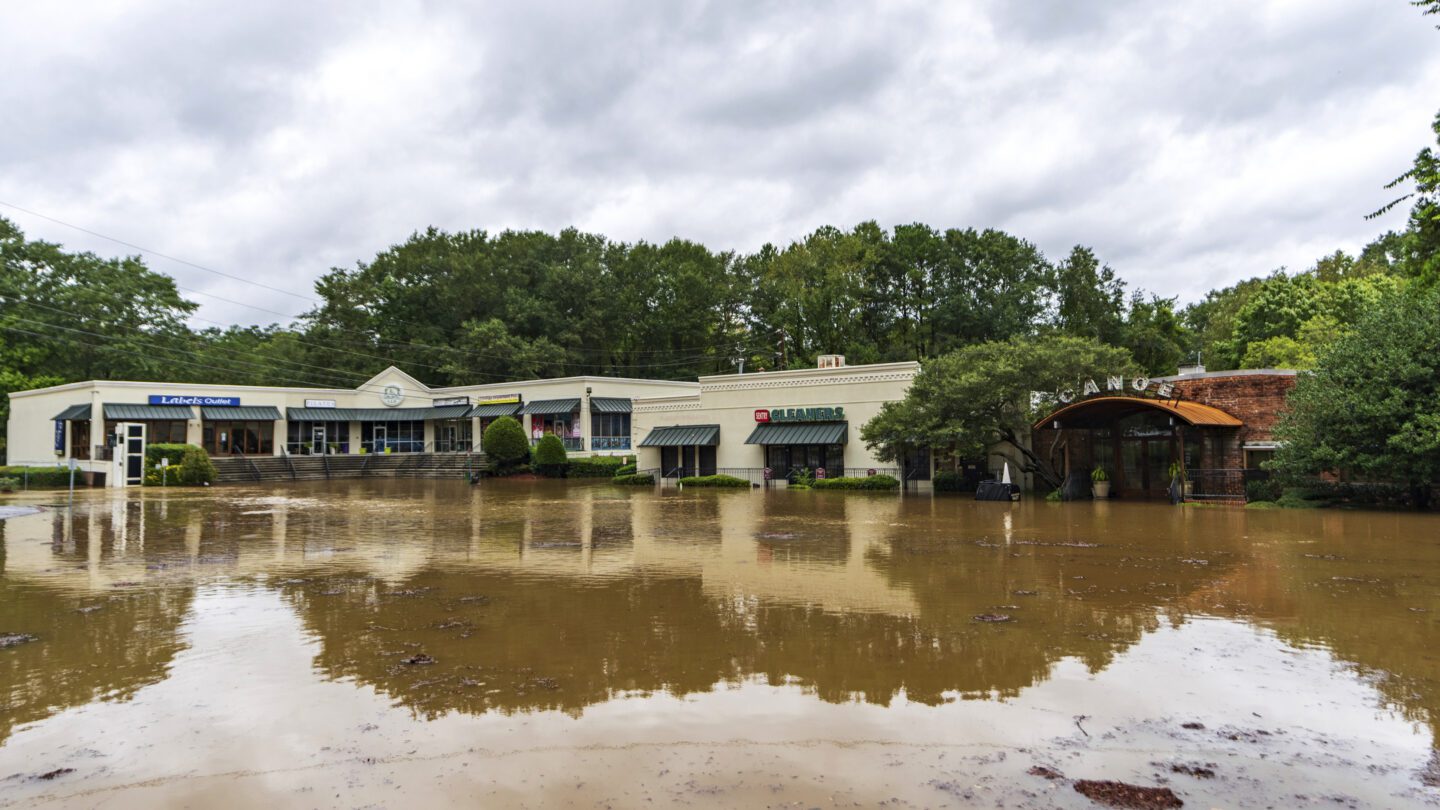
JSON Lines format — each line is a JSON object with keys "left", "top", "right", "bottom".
{"left": 6, "top": 367, "right": 702, "bottom": 471}
{"left": 632, "top": 361, "right": 919, "bottom": 474}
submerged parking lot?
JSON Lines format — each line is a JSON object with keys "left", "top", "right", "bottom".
{"left": 1, "top": 480, "right": 1439, "bottom": 808}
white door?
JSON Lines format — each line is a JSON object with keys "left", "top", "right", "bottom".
{"left": 112, "top": 422, "right": 146, "bottom": 487}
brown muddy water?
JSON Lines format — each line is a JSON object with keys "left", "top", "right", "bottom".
{"left": 1, "top": 480, "right": 1438, "bottom": 808}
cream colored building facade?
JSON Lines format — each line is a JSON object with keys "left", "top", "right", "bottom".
{"left": 7, "top": 366, "right": 696, "bottom": 485}
{"left": 633, "top": 358, "right": 924, "bottom": 484}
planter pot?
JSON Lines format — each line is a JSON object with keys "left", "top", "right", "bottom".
{"left": 1182, "top": 481, "right": 1193, "bottom": 498}
{"left": 1092, "top": 481, "right": 1111, "bottom": 499}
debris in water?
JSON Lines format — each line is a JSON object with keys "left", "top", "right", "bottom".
{"left": 973, "top": 613, "right": 1012, "bottom": 623}
{"left": 1028, "top": 765, "right": 1065, "bottom": 781}
{"left": 36, "top": 768, "right": 75, "bottom": 781}
{"left": 1168, "top": 763, "right": 1216, "bottom": 779}
{"left": 1013, "top": 590, "right": 1039, "bottom": 596}
{"left": 401, "top": 654, "right": 436, "bottom": 665}
{"left": 1073, "top": 780, "right": 1183, "bottom": 808}
{"left": 1180, "top": 722, "right": 1205, "bottom": 730}
{"left": 0, "top": 633, "right": 38, "bottom": 649}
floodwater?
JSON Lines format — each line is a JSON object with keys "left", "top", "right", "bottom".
{"left": 1, "top": 481, "right": 1438, "bottom": 808}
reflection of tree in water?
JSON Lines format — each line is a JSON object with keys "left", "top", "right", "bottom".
{"left": 0, "top": 547, "right": 193, "bottom": 744}
{"left": 1193, "top": 510, "right": 1440, "bottom": 748}
{"left": 284, "top": 531, "right": 1231, "bottom": 718}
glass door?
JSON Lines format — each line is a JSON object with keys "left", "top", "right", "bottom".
{"left": 372, "top": 425, "right": 387, "bottom": 453}
{"left": 311, "top": 425, "right": 326, "bottom": 455}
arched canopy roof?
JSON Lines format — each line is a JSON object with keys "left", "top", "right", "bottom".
{"left": 1033, "top": 396, "right": 1242, "bottom": 431}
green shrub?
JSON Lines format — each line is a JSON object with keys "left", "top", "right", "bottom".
{"left": 788, "top": 483, "right": 812, "bottom": 490}
{"left": 612, "top": 473, "right": 654, "bottom": 486}
{"left": 0, "top": 476, "right": 18, "bottom": 492}
{"left": 933, "top": 470, "right": 967, "bottom": 492}
{"left": 614, "top": 463, "right": 637, "bottom": 476}
{"left": 678, "top": 474, "right": 751, "bottom": 488}
{"left": 482, "top": 416, "right": 529, "bottom": 469}
{"left": 143, "top": 443, "right": 216, "bottom": 485}
{"left": 531, "top": 434, "right": 568, "bottom": 477}
{"left": 810, "top": 474, "right": 900, "bottom": 491}
{"left": 567, "top": 456, "right": 625, "bottom": 478}
{"left": 1245, "top": 478, "right": 1283, "bottom": 503}
{"left": 0, "top": 466, "right": 75, "bottom": 488}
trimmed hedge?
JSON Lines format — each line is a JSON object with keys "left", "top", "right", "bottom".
{"left": 0, "top": 476, "right": 19, "bottom": 492}
{"left": 933, "top": 471, "right": 967, "bottom": 492}
{"left": 482, "top": 416, "right": 529, "bottom": 469}
{"left": 568, "top": 456, "right": 625, "bottom": 478}
{"left": 531, "top": 435, "right": 568, "bottom": 477}
{"left": 678, "top": 474, "right": 751, "bottom": 488}
{"left": 810, "top": 474, "right": 900, "bottom": 491}
{"left": 1245, "top": 478, "right": 1283, "bottom": 503}
{"left": 614, "top": 463, "right": 637, "bottom": 476}
{"left": 612, "top": 473, "right": 655, "bottom": 486}
{"left": 143, "top": 443, "right": 217, "bottom": 486}
{"left": 0, "top": 466, "right": 76, "bottom": 488}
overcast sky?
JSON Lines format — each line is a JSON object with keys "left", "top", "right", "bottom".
{"left": 2, "top": 1, "right": 1437, "bottom": 326}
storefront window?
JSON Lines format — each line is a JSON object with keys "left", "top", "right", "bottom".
{"left": 531, "top": 411, "right": 582, "bottom": 451}
{"left": 362, "top": 420, "right": 424, "bottom": 453}
{"left": 435, "top": 419, "right": 473, "bottom": 452}
{"left": 103, "top": 420, "right": 188, "bottom": 446}
{"left": 285, "top": 421, "right": 350, "bottom": 455}
{"left": 764, "top": 444, "right": 846, "bottom": 480}
{"left": 202, "top": 421, "right": 274, "bottom": 455}
{"left": 591, "top": 413, "right": 631, "bottom": 450}
{"left": 68, "top": 421, "right": 91, "bottom": 460}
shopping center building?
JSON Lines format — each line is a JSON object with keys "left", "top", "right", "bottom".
{"left": 7, "top": 356, "right": 1293, "bottom": 496}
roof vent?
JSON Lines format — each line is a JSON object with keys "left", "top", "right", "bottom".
{"left": 817, "top": 354, "right": 846, "bottom": 370}
{"left": 1177, "top": 362, "right": 1206, "bottom": 376}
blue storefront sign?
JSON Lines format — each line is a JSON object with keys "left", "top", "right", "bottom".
{"left": 148, "top": 395, "right": 241, "bottom": 407}
{"left": 54, "top": 419, "right": 65, "bottom": 452}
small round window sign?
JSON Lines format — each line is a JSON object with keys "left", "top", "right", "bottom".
{"left": 381, "top": 385, "right": 404, "bottom": 407}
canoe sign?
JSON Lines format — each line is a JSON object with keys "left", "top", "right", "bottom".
{"left": 1056, "top": 375, "right": 1175, "bottom": 404}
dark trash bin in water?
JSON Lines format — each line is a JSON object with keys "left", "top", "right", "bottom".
{"left": 975, "top": 481, "right": 1020, "bottom": 502}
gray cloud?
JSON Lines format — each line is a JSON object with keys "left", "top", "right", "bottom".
{"left": 0, "top": 0, "right": 1435, "bottom": 325}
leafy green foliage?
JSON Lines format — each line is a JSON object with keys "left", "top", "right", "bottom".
{"left": 1272, "top": 284, "right": 1440, "bottom": 508}
{"left": 677, "top": 474, "right": 751, "bottom": 488}
{"left": 614, "top": 463, "right": 637, "bottom": 476}
{"left": 481, "top": 417, "right": 528, "bottom": 469}
{"left": 861, "top": 335, "right": 1136, "bottom": 489}
{"left": 932, "top": 470, "right": 968, "bottom": 492}
{"left": 531, "top": 434, "right": 568, "bottom": 476}
{"left": 0, "top": 476, "right": 17, "bottom": 491}
{"left": 611, "top": 473, "right": 654, "bottom": 485}
{"left": 142, "top": 444, "right": 216, "bottom": 486}
{"left": 810, "top": 474, "right": 899, "bottom": 490}
{"left": 0, "top": 466, "right": 76, "bottom": 487}
{"left": 566, "top": 456, "right": 625, "bottom": 478}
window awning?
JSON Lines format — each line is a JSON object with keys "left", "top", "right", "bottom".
{"left": 202, "top": 406, "right": 282, "bottom": 420}
{"left": 53, "top": 403, "right": 92, "bottom": 421}
{"left": 589, "top": 397, "right": 632, "bottom": 414}
{"left": 468, "top": 402, "right": 522, "bottom": 418}
{"left": 285, "top": 406, "right": 472, "bottom": 421}
{"left": 104, "top": 403, "right": 194, "bottom": 420}
{"left": 521, "top": 398, "right": 580, "bottom": 416}
{"left": 744, "top": 421, "right": 848, "bottom": 445}
{"left": 639, "top": 424, "right": 720, "bottom": 447}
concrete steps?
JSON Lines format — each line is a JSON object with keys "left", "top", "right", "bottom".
{"left": 212, "top": 453, "right": 486, "bottom": 484}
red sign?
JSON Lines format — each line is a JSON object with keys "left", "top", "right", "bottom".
{"left": 816, "top": 467, "right": 826, "bottom": 479}
{"left": 753, "top": 409, "right": 771, "bottom": 422}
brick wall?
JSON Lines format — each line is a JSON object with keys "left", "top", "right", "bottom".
{"left": 1168, "top": 372, "right": 1297, "bottom": 445}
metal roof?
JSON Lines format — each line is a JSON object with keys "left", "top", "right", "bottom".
{"left": 103, "top": 403, "right": 195, "bottom": 420}
{"left": 589, "top": 397, "right": 632, "bottom": 413}
{"left": 744, "top": 421, "right": 848, "bottom": 445}
{"left": 1033, "top": 396, "right": 1243, "bottom": 430}
{"left": 468, "top": 401, "right": 522, "bottom": 418}
{"left": 639, "top": 424, "right": 720, "bottom": 447}
{"left": 521, "top": 398, "right": 580, "bottom": 416}
{"left": 284, "top": 405, "right": 472, "bottom": 421}
{"left": 53, "top": 403, "right": 92, "bottom": 421}
{"left": 201, "top": 406, "right": 283, "bottom": 420}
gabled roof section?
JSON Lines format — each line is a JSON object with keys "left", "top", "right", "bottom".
{"left": 358, "top": 365, "right": 431, "bottom": 395}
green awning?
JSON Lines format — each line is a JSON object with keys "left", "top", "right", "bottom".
{"left": 285, "top": 406, "right": 472, "bottom": 421}
{"left": 288, "top": 407, "right": 355, "bottom": 421}
{"left": 202, "top": 406, "right": 282, "bottom": 420}
{"left": 54, "top": 403, "right": 92, "bottom": 421}
{"left": 744, "top": 421, "right": 848, "bottom": 445}
{"left": 639, "top": 424, "right": 720, "bottom": 447}
{"left": 467, "top": 402, "right": 522, "bottom": 418}
{"left": 589, "top": 397, "right": 632, "bottom": 414}
{"left": 521, "top": 398, "right": 580, "bottom": 416}
{"left": 104, "top": 403, "right": 194, "bottom": 420}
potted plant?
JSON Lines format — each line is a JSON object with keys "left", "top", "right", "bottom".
{"left": 1168, "top": 461, "right": 1192, "bottom": 497}
{"left": 1091, "top": 466, "right": 1110, "bottom": 499}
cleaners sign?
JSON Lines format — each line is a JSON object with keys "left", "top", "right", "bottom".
{"left": 754, "top": 406, "right": 845, "bottom": 422}
{"left": 148, "top": 395, "right": 241, "bottom": 407}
